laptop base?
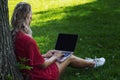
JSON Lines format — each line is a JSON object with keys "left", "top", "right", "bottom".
{"left": 57, "top": 51, "right": 73, "bottom": 62}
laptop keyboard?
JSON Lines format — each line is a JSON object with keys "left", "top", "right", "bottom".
{"left": 63, "top": 52, "right": 71, "bottom": 57}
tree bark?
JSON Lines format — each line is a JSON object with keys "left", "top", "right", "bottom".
{"left": 0, "top": 0, "right": 23, "bottom": 80}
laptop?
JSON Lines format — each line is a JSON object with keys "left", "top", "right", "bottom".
{"left": 55, "top": 33, "right": 78, "bottom": 62}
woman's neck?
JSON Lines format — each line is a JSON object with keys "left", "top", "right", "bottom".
{"left": 20, "top": 29, "right": 32, "bottom": 38}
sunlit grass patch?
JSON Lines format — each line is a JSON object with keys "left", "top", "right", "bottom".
{"left": 22, "top": 0, "right": 96, "bottom": 12}
{"left": 8, "top": 0, "right": 96, "bottom": 27}
{"left": 8, "top": 0, "right": 96, "bottom": 20}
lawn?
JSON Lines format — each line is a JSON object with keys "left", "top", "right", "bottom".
{"left": 8, "top": 0, "right": 120, "bottom": 80}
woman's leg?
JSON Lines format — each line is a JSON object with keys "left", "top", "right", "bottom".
{"left": 56, "top": 55, "right": 95, "bottom": 75}
{"left": 68, "top": 55, "right": 95, "bottom": 68}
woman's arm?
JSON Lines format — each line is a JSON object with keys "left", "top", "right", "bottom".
{"left": 40, "top": 52, "right": 63, "bottom": 68}
{"left": 42, "top": 50, "right": 58, "bottom": 58}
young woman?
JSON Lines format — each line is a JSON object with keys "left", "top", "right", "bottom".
{"left": 11, "top": 2, "right": 105, "bottom": 80}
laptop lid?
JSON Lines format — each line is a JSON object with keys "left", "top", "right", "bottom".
{"left": 55, "top": 33, "right": 78, "bottom": 52}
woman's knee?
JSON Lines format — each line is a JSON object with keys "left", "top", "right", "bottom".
{"left": 69, "top": 55, "right": 78, "bottom": 62}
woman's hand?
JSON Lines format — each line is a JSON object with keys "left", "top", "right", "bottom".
{"left": 43, "top": 50, "right": 56, "bottom": 58}
{"left": 43, "top": 50, "right": 53, "bottom": 58}
{"left": 42, "top": 50, "right": 63, "bottom": 58}
{"left": 53, "top": 51, "right": 63, "bottom": 58}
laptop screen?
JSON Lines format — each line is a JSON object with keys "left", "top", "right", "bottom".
{"left": 55, "top": 33, "right": 78, "bottom": 52}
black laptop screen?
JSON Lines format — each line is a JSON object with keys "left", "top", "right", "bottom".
{"left": 55, "top": 33, "right": 78, "bottom": 52}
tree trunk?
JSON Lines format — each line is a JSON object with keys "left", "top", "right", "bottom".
{"left": 0, "top": 0, "right": 23, "bottom": 80}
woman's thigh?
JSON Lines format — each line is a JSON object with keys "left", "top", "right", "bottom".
{"left": 55, "top": 56, "right": 71, "bottom": 75}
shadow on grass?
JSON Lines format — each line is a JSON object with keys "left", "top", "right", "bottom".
{"left": 31, "top": 0, "right": 120, "bottom": 80}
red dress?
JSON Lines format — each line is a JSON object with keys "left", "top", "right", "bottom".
{"left": 14, "top": 31, "right": 59, "bottom": 80}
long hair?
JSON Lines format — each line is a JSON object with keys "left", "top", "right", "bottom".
{"left": 11, "top": 2, "right": 31, "bottom": 42}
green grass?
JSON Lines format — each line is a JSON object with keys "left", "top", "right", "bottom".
{"left": 8, "top": 0, "right": 120, "bottom": 80}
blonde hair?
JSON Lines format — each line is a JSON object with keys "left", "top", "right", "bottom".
{"left": 11, "top": 2, "right": 31, "bottom": 42}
